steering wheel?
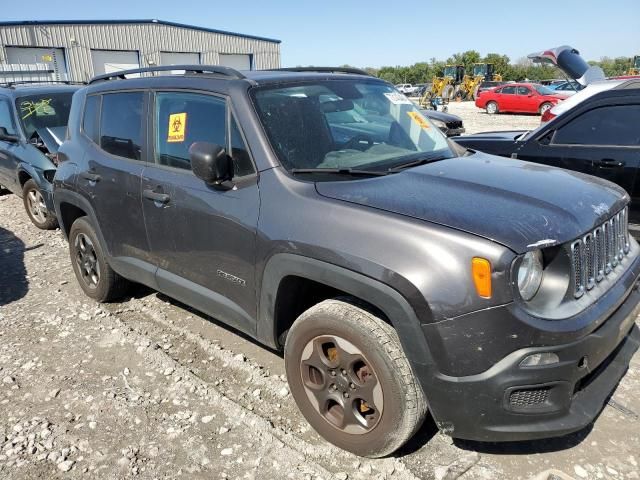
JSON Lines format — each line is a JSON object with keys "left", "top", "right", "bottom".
{"left": 342, "top": 134, "right": 375, "bottom": 151}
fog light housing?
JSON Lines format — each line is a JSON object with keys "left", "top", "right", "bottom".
{"left": 520, "top": 352, "right": 559, "bottom": 367}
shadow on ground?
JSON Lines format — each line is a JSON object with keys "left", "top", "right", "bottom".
{"left": 0, "top": 225, "right": 31, "bottom": 306}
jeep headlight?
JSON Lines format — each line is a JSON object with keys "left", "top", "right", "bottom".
{"left": 517, "top": 250, "right": 543, "bottom": 301}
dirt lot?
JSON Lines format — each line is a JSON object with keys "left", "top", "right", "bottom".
{"left": 445, "top": 101, "right": 542, "bottom": 135}
{"left": 0, "top": 107, "right": 639, "bottom": 479}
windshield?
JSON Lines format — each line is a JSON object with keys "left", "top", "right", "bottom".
{"left": 252, "top": 80, "right": 453, "bottom": 173}
{"left": 15, "top": 93, "right": 73, "bottom": 140}
{"left": 534, "top": 85, "right": 555, "bottom": 95}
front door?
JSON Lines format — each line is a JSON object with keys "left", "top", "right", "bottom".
{"left": 515, "top": 86, "right": 537, "bottom": 113}
{"left": 142, "top": 90, "right": 260, "bottom": 334}
{"left": 78, "top": 91, "right": 152, "bottom": 278}
{"left": 0, "top": 97, "right": 20, "bottom": 188}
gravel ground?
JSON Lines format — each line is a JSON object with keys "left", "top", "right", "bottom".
{"left": 1, "top": 117, "right": 640, "bottom": 480}
{"left": 417, "top": 99, "right": 543, "bottom": 135}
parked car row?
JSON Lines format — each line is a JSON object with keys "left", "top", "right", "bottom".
{"left": 1, "top": 66, "right": 639, "bottom": 459}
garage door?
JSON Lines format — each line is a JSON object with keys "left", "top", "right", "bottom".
{"left": 160, "top": 52, "right": 200, "bottom": 66}
{"left": 5, "top": 47, "right": 68, "bottom": 80}
{"left": 219, "top": 54, "right": 252, "bottom": 71}
{"left": 91, "top": 50, "right": 140, "bottom": 76}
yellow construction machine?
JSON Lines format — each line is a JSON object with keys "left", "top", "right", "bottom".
{"left": 419, "top": 64, "right": 463, "bottom": 107}
{"left": 454, "top": 63, "right": 502, "bottom": 100}
{"left": 628, "top": 55, "right": 640, "bottom": 76}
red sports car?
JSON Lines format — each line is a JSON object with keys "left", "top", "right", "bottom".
{"left": 475, "top": 83, "right": 568, "bottom": 115}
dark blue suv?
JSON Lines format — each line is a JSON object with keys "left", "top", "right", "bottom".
{"left": 0, "top": 83, "right": 78, "bottom": 229}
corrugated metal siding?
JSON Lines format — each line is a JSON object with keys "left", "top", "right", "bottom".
{"left": 0, "top": 22, "right": 280, "bottom": 81}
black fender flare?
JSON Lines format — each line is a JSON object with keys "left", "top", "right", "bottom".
{"left": 54, "top": 189, "right": 110, "bottom": 257}
{"left": 257, "top": 253, "right": 435, "bottom": 369}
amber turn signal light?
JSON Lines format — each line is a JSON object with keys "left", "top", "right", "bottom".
{"left": 472, "top": 257, "right": 492, "bottom": 298}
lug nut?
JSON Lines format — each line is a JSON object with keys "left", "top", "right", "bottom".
{"left": 349, "top": 383, "right": 355, "bottom": 389}
{"left": 330, "top": 384, "right": 337, "bottom": 391}
{"left": 341, "top": 369, "right": 347, "bottom": 376}
{"left": 329, "top": 370, "right": 336, "bottom": 377}
{"left": 343, "top": 392, "right": 350, "bottom": 399}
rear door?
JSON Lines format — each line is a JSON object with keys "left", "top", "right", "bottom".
{"left": 519, "top": 99, "right": 640, "bottom": 223}
{"left": 141, "top": 90, "right": 260, "bottom": 333}
{"left": 499, "top": 85, "right": 517, "bottom": 111}
{"left": 77, "top": 90, "right": 153, "bottom": 281}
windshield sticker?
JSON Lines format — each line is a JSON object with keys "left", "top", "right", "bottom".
{"left": 407, "top": 111, "right": 430, "bottom": 129}
{"left": 20, "top": 99, "right": 55, "bottom": 120}
{"left": 167, "top": 113, "right": 187, "bottom": 143}
{"left": 384, "top": 92, "right": 412, "bottom": 105}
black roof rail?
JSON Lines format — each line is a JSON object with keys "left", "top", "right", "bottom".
{"left": 0, "top": 80, "right": 86, "bottom": 88}
{"left": 89, "top": 65, "right": 246, "bottom": 84}
{"left": 274, "top": 67, "right": 373, "bottom": 76}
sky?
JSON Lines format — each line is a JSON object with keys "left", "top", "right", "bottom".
{"left": 3, "top": 0, "right": 639, "bottom": 68}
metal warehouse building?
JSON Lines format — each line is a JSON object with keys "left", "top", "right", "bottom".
{"left": 0, "top": 19, "right": 281, "bottom": 82}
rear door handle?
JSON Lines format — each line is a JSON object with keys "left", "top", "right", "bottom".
{"left": 80, "top": 171, "right": 101, "bottom": 182}
{"left": 143, "top": 189, "right": 171, "bottom": 204}
{"left": 595, "top": 158, "right": 625, "bottom": 168}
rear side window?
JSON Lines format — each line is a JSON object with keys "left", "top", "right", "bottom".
{"left": 155, "top": 92, "right": 226, "bottom": 171}
{"left": 82, "top": 95, "right": 100, "bottom": 143}
{"left": 100, "top": 92, "right": 144, "bottom": 160}
{"left": 0, "top": 99, "right": 17, "bottom": 135}
{"left": 501, "top": 86, "right": 516, "bottom": 95}
{"left": 553, "top": 105, "right": 640, "bottom": 146}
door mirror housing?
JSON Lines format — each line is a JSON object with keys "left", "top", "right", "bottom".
{"left": 189, "top": 142, "right": 234, "bottom": 188}
{"left": 0, "top": 127, "right": 19, "bottom": 143}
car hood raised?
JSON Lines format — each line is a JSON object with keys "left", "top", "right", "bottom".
{"left": 315, "top": 152, "right": 628, "bottom": 253}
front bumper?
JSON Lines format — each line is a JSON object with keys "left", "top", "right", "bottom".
{"left": 418, "top": 275, "right": 640, "bottom": 442}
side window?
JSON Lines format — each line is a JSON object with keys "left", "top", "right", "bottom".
{"left": 502, "top": 86, "right": 516, "bottom": 95}
{"left": 553, "top": 105, "right": 640, "bottom": 147}
{"left": 82, "top": 95, "right": 100, "bottom": 144}
{"left": 516, "top": 87, "right": 530, "bottom": 95}
{"left": 100, "top": 92, "right": 144, "bottom": 160}
{"left": 230, "top": 114, "right": 255, "bottom": 177}
{"left": 0, "top": 99, "right": 17, "bottom": 135}
{"left": 155, "top": 92, "right": 226, "bottom": 171}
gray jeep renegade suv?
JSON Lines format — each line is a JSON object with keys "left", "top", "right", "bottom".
{"left": 53, "top": 65, "right": 640, "bottom": 457}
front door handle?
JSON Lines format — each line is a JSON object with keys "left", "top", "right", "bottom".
{"left": 80, "top": 171, "right": 101, "bottom": 182}
{"left": 143, "top": 189, "right": 171, "bottom": 204}
{"left": 595, "top": 158, "right": 625, "bottom": 168}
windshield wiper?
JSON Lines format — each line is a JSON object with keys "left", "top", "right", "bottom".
{"left": 387, "top": 155, "right": 449, "bottom": 172}
{"left": 290, "top": 168, "right": 393, "bottom": 176}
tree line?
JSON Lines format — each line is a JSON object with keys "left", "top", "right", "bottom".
{"left": 357, "top": 50, "right": 634, "bottom": 84}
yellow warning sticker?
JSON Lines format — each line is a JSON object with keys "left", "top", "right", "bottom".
{"left": 167, "top": 113, "right": 187, "bottom": 143}
{"left": 407, "top": 111, "right": 430, "bottom": 129}
{"left": 41, "top": 54, "right": 53, "bottom": 62}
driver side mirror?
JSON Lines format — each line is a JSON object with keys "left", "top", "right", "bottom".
{"left": 189, "top": 142, "right": 234, "bottom": 188}
{"left": 0, "top": 126, "right": 19, "bottom": 143}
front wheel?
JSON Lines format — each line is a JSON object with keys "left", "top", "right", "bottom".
{"left": 285, "top": 298, "right": 427, "bottom": 457}
{"left": 539, "top": 102, "right": 553, "bottom": 115}
{"left": 22, "top": 179, "right": 57, "bottom": 230}
{"left": 486, "top": 101, "right": 499, "bottom": 115}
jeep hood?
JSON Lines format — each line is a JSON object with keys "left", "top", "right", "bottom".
{"left": 314, "top": 152, "right": 628, "bottom": 253}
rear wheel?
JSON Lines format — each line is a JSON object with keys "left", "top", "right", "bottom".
{"left": 486, "top": 101, "right": 499, "bottom": 115}
{"left": 22, "top": 179, "right": 57, "bottom": 230}
{"left": 69, "top": 217, "right": 129, "bottom": 302}
{"left": 285, "top": 298, "right": 427, "bottom": 457}
{"left": 539, "top": 102, "right": 553, "bottom": 115}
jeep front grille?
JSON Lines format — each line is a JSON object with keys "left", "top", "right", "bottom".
{"left": 571, "top": 206, "right": 630, "bottom": 298}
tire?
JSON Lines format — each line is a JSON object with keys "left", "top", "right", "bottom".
{"left": 68, "top": 216, "right": 129, "bottom": 302}
{"left": 442, "top": 85, "right": 454, "bottom": 100}
{"left": 285, "top": 298, "right": 427, "bottom": 457}
{"left": 539, "top": 102, "right": 553, "bottom": 115}
{"left": 22, "top": 179, "right": 58, "bottom": 230}
{"left": 486, "top": 101, "right": 499, "bottom": 115}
